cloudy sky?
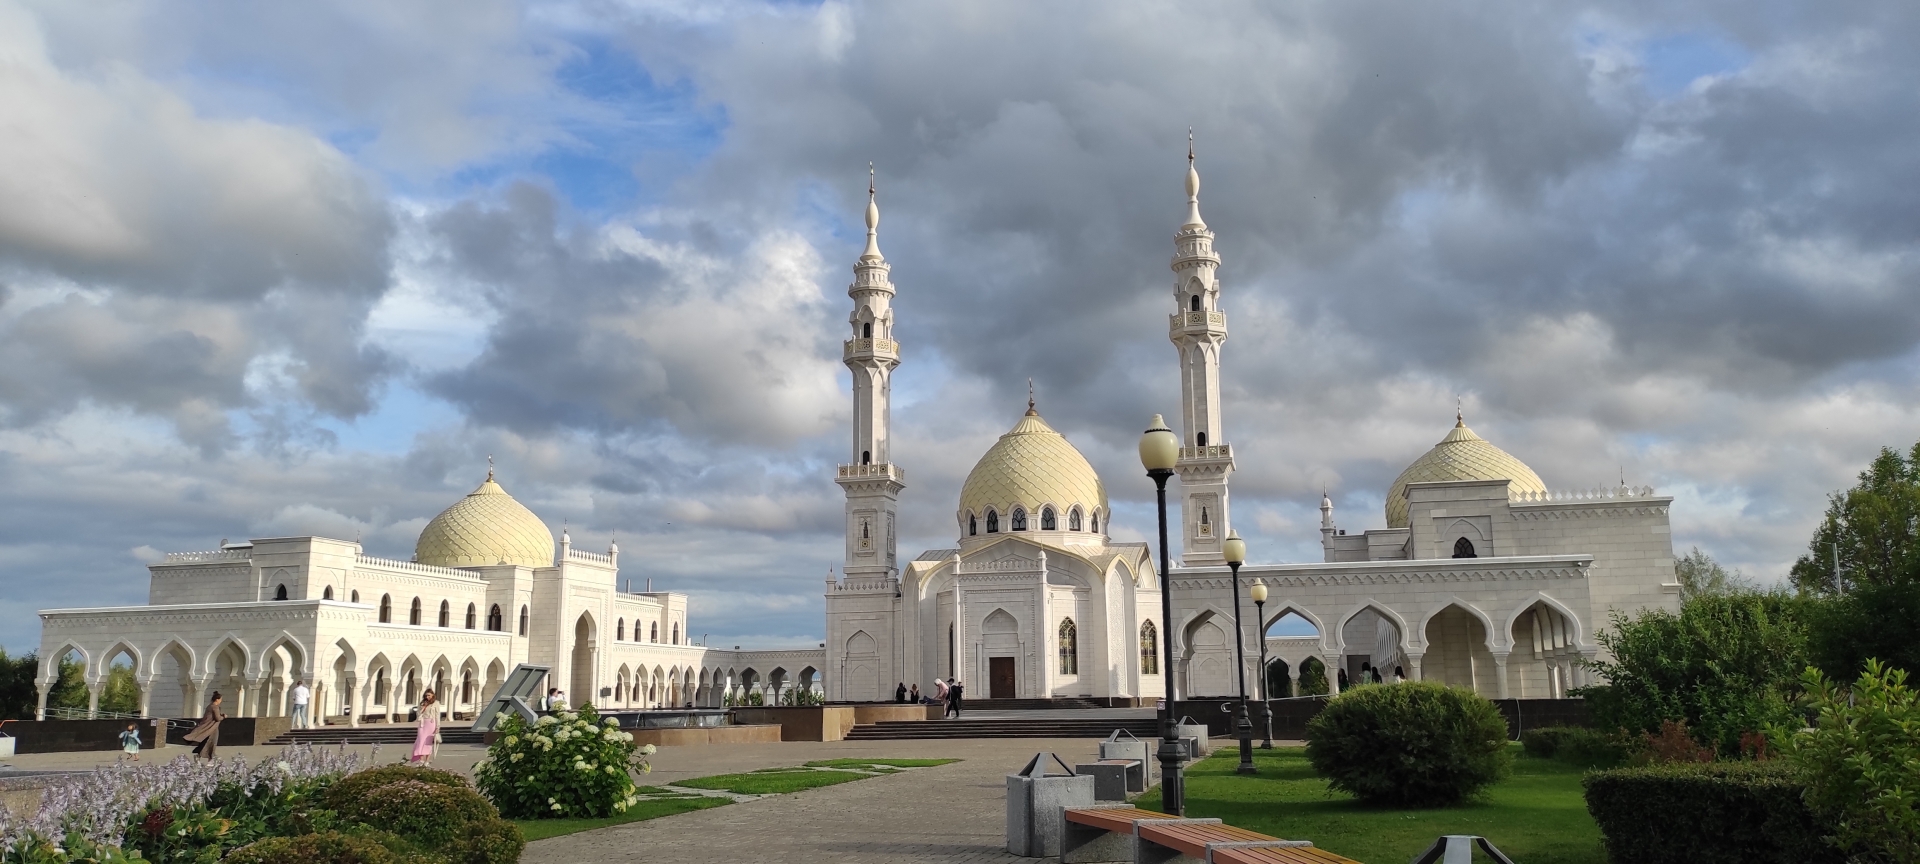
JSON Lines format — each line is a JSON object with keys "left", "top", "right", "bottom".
{"left": 2, "top": 0, "right": 1916, "bottom": 653}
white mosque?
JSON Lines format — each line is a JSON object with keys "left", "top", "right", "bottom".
{"left": 35, "top": 152, "right": 1681, "bottom": 722}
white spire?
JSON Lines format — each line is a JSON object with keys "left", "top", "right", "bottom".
{"left": 862, "top": 162, "right": 882, "bottom": 260}
{"left": 1185, "top": 129, "right": 1205, "bottom": 228}
{"left": 1320, "top": 488, "right": 1335, "bottom": 529}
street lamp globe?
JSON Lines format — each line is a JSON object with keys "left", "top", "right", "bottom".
{"left": 1250, "top": 582, "right": 1267, "bottom": 604}
{"left": 1139, "top": 414, "right": 1179, "bottom": 472}
{"left": 1223, "top": 531, "right": 1245, "bottom": 566}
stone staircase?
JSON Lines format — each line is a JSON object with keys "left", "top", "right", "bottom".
{"left": 957, "top": 697, "right": 1111, "bottom": 711}
{"left": 844, "top": 716, "right": 1161, "bottom": 740}
{"left": 263, "top": 725, "right": 487, "bottom": 747}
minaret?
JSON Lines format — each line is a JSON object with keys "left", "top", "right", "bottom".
{"left": 835, "top": 164, "right": 904, "bottom": 584}
{"left": 1170, "top": 133, "right": 1236, "bottom": 566}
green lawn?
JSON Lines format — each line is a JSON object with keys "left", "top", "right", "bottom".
{"left": 674, "top": 766, "right": 877, "bottom": 795}
{"left": 803, "top": 758, "right": 959, "bottom": 769}
{"left": 1141, "top": 746, "right": 1604, "bottom": 864}
{"left": 512, "top": 796, "right": 732, "bottom": 842}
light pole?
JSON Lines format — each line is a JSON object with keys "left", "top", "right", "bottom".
{"left": 1139, "top": 414, "right": 1185, "bottom": 816}
{"left": 1250, "top": 582, "right": 1273, "bottom": 749}
{"left": 1225, "top": 531, "right": 1256, "bottom": 774}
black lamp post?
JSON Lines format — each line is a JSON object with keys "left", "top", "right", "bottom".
{"left": 1251, "top": 582, "right": 1273, "bottom": 748}
{"left": 1225, "top": 531, "right": 1256, "bottom": 774}
{"left": 1139, "top": 414, "right": 1184, "bottom": 815}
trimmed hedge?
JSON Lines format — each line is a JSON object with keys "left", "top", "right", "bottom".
{"left": 1583, "top": 761, "right": 1841, "bottom": 864}
{"left": 1304, "top": 682, "right": 1511, "bottom": 807}
{"left": 323, "top": 765, "right": 473, "bottom": 811}
{"left": 1520, "top": 725, "right": 1632, "bottom": 768}
{"left": 224, "top": 830, "right": 435, "bottom": 864}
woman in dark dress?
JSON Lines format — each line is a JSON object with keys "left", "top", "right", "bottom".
{"left": 182, "top": 692, "right": 225, "bottom": 759}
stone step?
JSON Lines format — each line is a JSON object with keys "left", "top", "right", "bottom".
{"left": 844, "top": 719, "right": 1160, "bottom": 740}
{"left": 263, "top": 727, "right": 487, "bottom": 747}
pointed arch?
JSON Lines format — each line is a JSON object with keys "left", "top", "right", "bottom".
{"left": 1332, "top": 602, "right": 1411, "bottom": 655}
{"left": 201, "top": 635, "right": 250, "bottom": 678}
{"left": 1010, "top": 507, "right": 1028, "bottom": 531}
{"left": 437, "top": 600, "right": 451, "bottom": 627}
{"left": 487, "top": 604, "right": 503, "bottom": 631}
{"left": 1040, "top": 506, "right": 1057, "bottom": 531}
{"left": 323, "top": 585, "right": 334, "bottom": 600}
{"left": 465, "top": 603, "right": 477, "bottom": 629}
{"left": 273, "top": 584, "right": 288, "bottom": 601}
{"left": 1139, "top": 620, "right": 1159, "bottom": 675}
{"left": 985, "top": 509, "right": 999, "bottom": 533}
{"left": 409, "top": 597, "right": 423, "bottom": 626}
{"left": 260, "top": 632, "right": 309, "bottom": 679}
{"left": 1501, "top": 593, "right": 1587, "bottom": 650}
{"left": 150, "top": 639, "right": 196, "bottom": 680}
{"left": 378, "top": 594, "right": 392, "bottom": 623}
{"left": 1261, "top": 602, "right": 1329, "bottom": 644}
{"left": 1452, "top": 537, "right": 1477, "bottom": 558}
{"left": 95, "top": 640, "right": 141, "bottom": 681}
{"left": 1416, "top": 598, "right": 1500, "bottom": 653}
{"left": 1068, "top": 506, "right": 1082, "bottom": 532}
{"left": 1057, "top": 617, "right": 1078, "bottom": 674}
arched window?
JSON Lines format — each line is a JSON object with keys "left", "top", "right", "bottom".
{"left": 986, "top": 510, "right": 999, "bottom": 533}
{"left": 465, "top": 603, "right": 477, "bottom": 629}
{"left": 617, "top": 619, "right": 626, "bottom": 641}
{"left": 673, "top": 623, "right": 680, "bottom": 644}
{"left": 1069, "top": 508, "right": 1082, "bottom": 531}
{"left": 1041, "top": 506, "right": 1057, "bottom": 531}
{"left": 487, "top": 604, "right": 503, "bottom": 632}
{"left": 323, "top": 585, "right": 334, "bottom": 600}
{"left": 273, "top": 584, "right": 288, "bottom": 600}
{"left": 1091, "top": 511, "right": 1100, "bottom": 534}
{"left": 1011, "top": 507, "right": 1028, "bottom": 531}
{"left": 1139, "top": 621, "right": 1159, "bottom": 675}
{"left": 651, "top": 622, "right": 659, "bottom": 643}
{"left": 862, "top": 321, "right": 872, "bottom": 338}
{"left": 1058, "top": 618, "right": 1078, "bottom": 675}
{"left": 409, "top": 598, "right": 422, "bottom": 625}
{"left": 1197, "top": 431, "right": 1208, "bottom": 447}
{"left": 861, "top": 450, "right": 871, "bottom": 465}
{"left": 518, "top": 605, "right": 529, "bottom": 636}
{"left": 1190, "top": 294, "right": 1201, "bottom": 312}
{"left": 968, "top": 513, "right": 978, "bottom": 536}
{"left": 1452, "top": 537, "right": 1477, "bottom": 559}
{"left": 379, "top": 594, "right": 392, "bottom": 623}
{"left": 437, "top": 600, "right": 450, "bottom": 627}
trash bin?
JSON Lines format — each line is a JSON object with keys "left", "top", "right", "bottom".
{"left": 1074, "top": 760, "right": 1139, "bottom": 800}
{"left": 1175, "top": 717, "right": 1210, "bottom": 759}
{"left": 1006, "top": 752, "right": 1095, "bottom": 857}
{"left": 1098, "top": 730, "right": 1151, "bottom": 784}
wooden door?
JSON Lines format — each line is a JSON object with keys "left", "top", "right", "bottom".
{"left": 989, "top": 657, "right": 1016, "bottom": 699}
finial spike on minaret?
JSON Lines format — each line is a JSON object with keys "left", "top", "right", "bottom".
{"left": 1184, "top": 130, "right": 1204, "bottom": 227}
{"left": 862, "top": 163, "right": 882, "bottom": 260}
{"left": 486, "top": 454, "right": 494, "bottom": 481}
{"left": 1456, "top": 396, "right": 1464, "bottom": 426}
{"left": 1027, "top": 378, "right": 1036, "bottom": 415}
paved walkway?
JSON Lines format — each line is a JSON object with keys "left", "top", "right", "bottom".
{"left": 524, "top": 737, "right": 1106, "bottom": 864}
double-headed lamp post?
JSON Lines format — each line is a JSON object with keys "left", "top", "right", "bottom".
{"left": 1225, "top": 531, "right": 1257, "bottom": 775}
{"left": 1138, "top": 414, "right": 1185, "bottom": 815}
{"left": 1250, "top": 582, "right": 1274, "bottom": 748}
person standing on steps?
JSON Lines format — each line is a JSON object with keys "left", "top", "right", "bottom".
{"left": 182, "top": 692, "right": 224, "bottom": 759}
{"left": 290, "top": 680, "right": 311, "bottom": 729}
{"left": 412, "top": 689, "right": 440, "bottom": 766}
{"left": 946, "top": 679, "right": 964, "bottom": 718}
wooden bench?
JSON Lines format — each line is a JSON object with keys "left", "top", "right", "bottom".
{"left": 1062, "top": 805, "right": 1359, "bottom": 864}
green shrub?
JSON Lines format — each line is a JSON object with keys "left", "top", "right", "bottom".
{"left": 1777, "top": 660, "right": 1920, "bottom": 863}
{"left": 223, "top": 830, "right": 405, "bottom": 864}
{"left": 1518, "top": 725, "right": 1630, "bottom": 768}
{"left": 322, "top": 765, "right": 471, "bottom": 812}
{"left": 474, "top": 704, "right": 646, "bottom": 819}
{"left": 1303, "top": 682, "right": 1511, "bottom": 807}
{"left": 446, "top": 818, "right": 525, "bottom": 864}
{"left": 330, "top": 779, "right": 499, "bottom": 848}
{"left": 1583, "top": 761, "right": 1840, "bottom": 864}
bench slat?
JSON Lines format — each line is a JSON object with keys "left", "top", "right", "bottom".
{"left": 1137, "top": 821, "right": 1277, "bottom": 856}
{"left": 1214, "top": 845, "right": 1363, "bottom": 864}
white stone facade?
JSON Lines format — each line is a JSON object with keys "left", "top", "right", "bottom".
{"left": 38, "top": 531, "right": 824, "bottom": 721}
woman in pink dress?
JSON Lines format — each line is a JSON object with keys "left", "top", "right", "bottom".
{"left": 411, "top": 689, "right": 439, "bottom": 766}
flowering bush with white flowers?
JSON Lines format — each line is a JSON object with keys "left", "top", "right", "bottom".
{"left": 474, "top": 705, "right": 654, "bottom": 819}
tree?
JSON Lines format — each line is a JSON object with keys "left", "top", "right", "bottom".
{"left": 1674, "top": 547, "right": 1749, "bottom": 600}
{"left": 0, "top": 650, "right": 40, "bottom": 721}
{"left": 1582, "top": 593, "right": 1811, "bottom": 755}
{"left": 1790, "top": 442, "right": 1920, "bottom": 594}
{"left": 1806, "top": 580, "right": 1920, "bottom": 679}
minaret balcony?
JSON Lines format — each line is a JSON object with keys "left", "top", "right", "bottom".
{"left": 843, "top": 337, "right": 900, "bottom": 360}
{"left": 837, "top": 462, "right": 905, "bottom": 481}
{"left": 1178, "top": 443, "right": 1233, "bottom": 461}
{"left": 1169, "top": 311, "right": 1227, "bottom": 335}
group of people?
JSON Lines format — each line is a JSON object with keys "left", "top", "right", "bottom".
{"left": 177, "top": 684, "right": 444, "bottom": 766}
{"left": 894, "top": 678, "right": 965, "bottom": 717}
{"left": 1333, "top": 662, "right": 1408, "bottom": 692}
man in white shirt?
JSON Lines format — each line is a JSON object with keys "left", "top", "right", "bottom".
{"left": 290, "top": 681, "right": 311, "bottom": 729}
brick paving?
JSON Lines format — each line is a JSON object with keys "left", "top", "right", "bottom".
{"left": 523, "top": 736, "right": 1107, "bottom": 864}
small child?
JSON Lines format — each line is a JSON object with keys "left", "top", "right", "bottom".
{"left": 119, "top": 723, "right": 141, "bottom": 761}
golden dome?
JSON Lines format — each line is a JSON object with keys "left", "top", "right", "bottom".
{"left": 957, "top": 409, "right": 1110, "bottom": 534}
{"left": 414, "top": 471, "right": 555, "bottom": 568}
{"left": 1384, "top": 419, "right": 1546, "bottom": 529}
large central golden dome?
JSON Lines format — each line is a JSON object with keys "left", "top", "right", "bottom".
{"left": 1385, "top": 419, "right": 1546, "bottom": 528}
{"left": 957, "top": 409, "right": 1109, "bottom": 532}
{"left": 415, "top": 471, "right": 555, "bottom": 568}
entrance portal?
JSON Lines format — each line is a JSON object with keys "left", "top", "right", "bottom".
{"left": 989, "top": 657, "right": 1016, "bottom": 699}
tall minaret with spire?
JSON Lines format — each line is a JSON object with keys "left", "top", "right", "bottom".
{"left": 835, "top": 164, "right": 904, "bottom": 584}
{"left": 1170, "top": 133, "right": 1235, "bottom": 566}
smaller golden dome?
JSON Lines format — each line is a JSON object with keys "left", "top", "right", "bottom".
{"left": 1385, "top": 419, "right": 1546, "bottom": 529}
{"left": 415, "top": 471, "right": 555, "bottom": 568}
